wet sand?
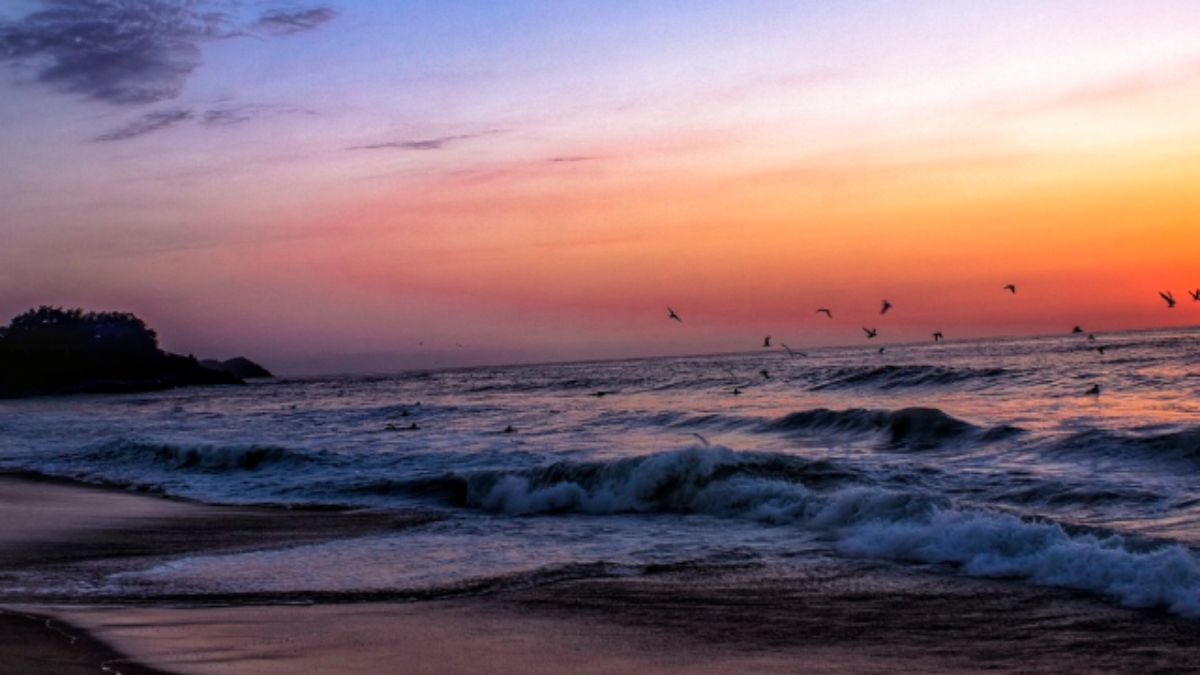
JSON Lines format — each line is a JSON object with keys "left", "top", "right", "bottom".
{"left": 4, "top": 474, "right": 1200, "bottom": 674}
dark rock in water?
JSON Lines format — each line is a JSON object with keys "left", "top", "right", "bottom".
{"left": 200, "top": 356, "right": 273, "bottom": 379}
{"left": 0, "top": 306, "right": 245, "bottom": 398}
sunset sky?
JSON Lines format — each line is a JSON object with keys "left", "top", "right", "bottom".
{"left": 2, "top": 1, "right": 1199, "bottom": 373}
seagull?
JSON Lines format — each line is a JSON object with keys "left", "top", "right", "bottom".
{"left": 880, "top": 299, "right": 892, "bottom": 315}
{"left": 780, "top": 343, "right": 806, "bottom": 357}
{"left": 1085, "top": 384, "right": 1101, "bottom": 396}
{"left": 816, "top": 308, "right": 833, "bottom": 318}
{"left": 692, "top": 432, "right": 711, "bottom": 447}
{"left": 932, "top": 331, "right": 943, "bottom": 342}
{"left": 759, "top": 369, "right": 770, "bottom": 379}
{"left": 1087, "top": 333, "right": 1096, "bottom": 342}
{"left": 863, "top": 327, "right": 878, "bottom": 339}
{"left": 1159, "top": 291, "right": 1176, "bottom": 308}
{"left": 1072, "top": 326, "right": 1084, "bottom": 334}
{"left": 1003, "top": 284, "right": 1017, "bottom": 294}
{"left": 762, "top": 336, "right": 771, "bottom": 348}
{"left": 878, "top": 347, "right": 886, "bottom": 355}
{"left": 668, "top": 307, "right": 682, "bottom": 322}
{"left": 732, "top": 387, "right": 742, "bottom": 395}
{"left": 1189, "top": 289, "right": 1200, "bottom": 302}
{"left": 1095, "top": 346, "right": 1106, "bottom": 355}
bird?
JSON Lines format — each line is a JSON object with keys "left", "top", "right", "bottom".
{"left": 932, "top": 331, "right": 943, "bottom": 342}
{"left": 1072, "top": 326, "right": 1084, "bottom": 334}
{"left": 1003, "top": 284, "right": 1017, "bottom": 294}
{"left": 692, "top": 433, "right": 711, "bottom": 447}
{"left": 759, "top": 369, "right": 770, "bottom": 379}
{"left": 863, "top": 327, "right": 878, "bottom": 339}
{"left": 1085, "top": 384, "right": 1101, "bottom": 396}
{"left": 816, "top": 308, "right": 833, "bottom": 318}
{"left": 880, "top": 299, "right": 892, "bottom": 315}
{"left": 1189, "top": 289, "right": 1200, "bottom": 302}
{"left": 780, "top": 343, "right": 806, "bottom": 357}
{"left": 732, "top": 387, "right": 742, "bottom": 395}
{"left": 1095, "top": 346, "right": 1106, "bottom": 355}
{"left": 1087, "top": 333, "right": 1096, "bottom": 342}
{"left": 762, "top": 336, "right": 771, "bottom": 348}
{"left": 503, "top": 425, "right": 516, "bottom": 434}
{"left": 1159, "top": 291, "right": 1176, "bottom": 308}
{"left": 668, "top": 307, "right": 682, "bottom": 322}
{"left": 878, "top": 347, "right": 886, "bottom": 355}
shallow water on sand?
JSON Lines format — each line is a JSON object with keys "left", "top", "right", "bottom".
{"left": 2, "top": 328, "right": 1200, "bottom": 617}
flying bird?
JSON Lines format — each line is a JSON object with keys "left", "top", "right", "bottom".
{"left": 1087, "top": 333, "right": 1096, "bottom": 342}
{"left": 1085, "top": 384, "right": 1101, "bottom": 396}
{"left": 1003, "top": 284, "right": 1017, "bottom": 294}
{"left": 668, "top": 307, "right": 682, "bottom": 322}
{"left": 878, "top": 347, "right": 886, "bottom": 355}
{"left": 759, "top": 369, "right": 770, "bottom": 379}
{"left": 1159, "top": 291, "right": 1176, "bottom": 308}
{"left": 1072, "top": 326, "right": 1084, "bottom": 334}
{"left": 780, "top": 343, "right": 806, "bottom": 357}
{"left": 762, "top": 336, "right": 771, "bottom": 348}
{"left": 932, "top": 331, "right": 943, "bottom": 342}
{"left": 816, "top": 308, "right": 833, "bottom": 318}
{"left": 880, "top": 299, "right": 892, "bottom": 315}
{"left": 1095, "top": 346, "right": 1106, "bottom": 355}
{"left": 1189, "top": 289, "right": 1200, "bottom": 301}
{"left": 863, "top": 327, "right": 878, "bottom": 339}
{"left": 692, "top": 433, "right": 711, "bottom": 447}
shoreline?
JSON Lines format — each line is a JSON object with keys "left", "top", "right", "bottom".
{"left": 4, "top": 475, "right": 1200, "bottom": 673}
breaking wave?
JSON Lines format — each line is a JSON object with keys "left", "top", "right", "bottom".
{"left": 385, "top": 445, "right": 1200, "bottom": 617}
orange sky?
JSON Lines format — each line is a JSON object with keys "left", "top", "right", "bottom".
{"left": 2, "top": 1, "right": 1199, "bottom": 372}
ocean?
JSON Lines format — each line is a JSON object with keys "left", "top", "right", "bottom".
{"left": 3, "top": 328, "right": 1200, "bottom": 618}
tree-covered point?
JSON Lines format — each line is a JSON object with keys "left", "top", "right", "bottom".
{"left": 0, "top": 306, "right": 245, "bottom": 397}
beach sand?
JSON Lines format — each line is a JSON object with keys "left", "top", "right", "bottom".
{"left": 3, "top": 474, "right": 1200, "bottom": 674}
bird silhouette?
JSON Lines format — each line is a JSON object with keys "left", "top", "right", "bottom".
{"left": 1159, "top": 291, "right": 1176, "bottom": 308}
{"left": 762, "top": 336, "right": 771, "bottom": 348}
{"left": 780, "top": 343, "right": 806, "bottom": 357}
{"left": 816, "top": 308, "right": 833, "bottom": 318}
{"left": 732, "top": 387, "right": 742, "bottom": 395}
{"left": 1190, "top": 289, "right": 1200, "bottom": 301}
{"left": 692, "top": 432, "right": 711, "bottom": 447}
{"left": 1085, "top": 384, "right": 1101, "bottom": 396}
{"left": 1095, "top": 346, "right": 1106, "bottom": 355}
{"left": 1087, "top": 333, "right": 1096, "bottom": 342}
{"left": 880, "top": 299, "right": 892, "bottom": 315}
{"left": 759, "top": 369, "right": 770, "bottom": 379}
{"left": 1072, "top": 326, "right": 1084, "bottom": 334}
{"left": 863, "top": 327, "right": 878, "bottom": 339}
{"left": 1003, "top": 284, "right": 1017, "bottom": 294}
{"left": 668, "top": 307, "right": 682, "bottom": 322}
{"left": 932, "top": 331, "right": 943, "bottom": 342}
{"left": 878, "top": 347, "right": 886, "bottom": 355}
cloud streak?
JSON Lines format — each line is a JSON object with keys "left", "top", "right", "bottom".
{"left": 253, "top": 8, "right": 337, "bottom": 36}
{"left": 348, "top": 130, "right": 506, "bottom": 152}
{"left": 94, "top": 103, "right": 314, "bottom": 141}
{"left": 0, "top": 1, "right": 335, "bottom": 106}
{"left": 93, "top": 108, "right": 194, "bottom": 142}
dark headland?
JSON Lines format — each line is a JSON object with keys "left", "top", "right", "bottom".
{"left": 0, "top": 306, "right": 271, "bottom": 398}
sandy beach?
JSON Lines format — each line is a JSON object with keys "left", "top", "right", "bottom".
{"left": 4, "top": 473, "right": 1200, "bottom": 674}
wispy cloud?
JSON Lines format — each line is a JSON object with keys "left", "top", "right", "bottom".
{"left": 93, "top": 108, "right": 193, "bottom": 142}
{"left": 348, "top": 130, "right": 505, "bottom": 151}
{"left": 548, "top": 156, "right": 600, "bottom": 163}
{"left": 0, "top": 1, "right": 335, "bottom": 106}
{"left": 94, "top": 102, "right": 314, "bottom": 141}
{"left": 253, "top": 8, "right": 336, "bottom": 36}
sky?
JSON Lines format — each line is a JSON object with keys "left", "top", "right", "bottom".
{"left": 2, "top": 0, "right": 1199, "bottom": 374}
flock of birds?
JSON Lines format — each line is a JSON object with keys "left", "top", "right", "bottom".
{"left": 666, "top": 284, "right": 1200, "bottom": 397}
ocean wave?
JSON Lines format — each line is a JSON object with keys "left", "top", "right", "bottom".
{"left": 810, "top": 365, "right": 1010, "bottom": 391}
{"left": 1048, "top": 427, "right": 1200, "bottom": 465}
{"left": 388, "top": 445, "right": 1200, "bottom": 617}
{"left": 768, "top": 407, "right": 1021, "bottom": 449}
{"left": 79, "top": 440, "right": 317, "bottom": 472}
